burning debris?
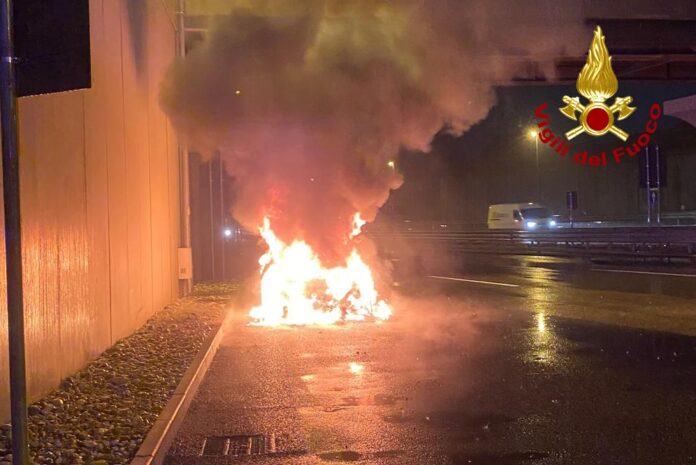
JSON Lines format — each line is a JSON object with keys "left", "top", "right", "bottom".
{"left": 160, "top": 0, "right": 585, "bottom": 325}
{"left": 249, "top": 216, "right": 391, "bottom": 326}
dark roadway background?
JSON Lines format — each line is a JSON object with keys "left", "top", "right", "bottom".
{"left": 165, "top": 257, "right": 696, "bottom": 464}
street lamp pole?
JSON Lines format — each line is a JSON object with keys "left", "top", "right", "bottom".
{"left": 534, "top": 135, "right": 540, "bottom": 201}
{"left": 527, "top": 129, "right": 541, "bottom": 201}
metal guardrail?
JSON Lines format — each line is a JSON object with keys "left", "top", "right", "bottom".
{"left": 373, "top": 214, "right": 696, "bottom": 232}
{"left": 368, "top": 227, "right": 696, "bottom": 262}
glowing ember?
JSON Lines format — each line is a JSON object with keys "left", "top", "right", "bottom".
{"left": 249, "top": 216, "right": 392, "bottom": 326}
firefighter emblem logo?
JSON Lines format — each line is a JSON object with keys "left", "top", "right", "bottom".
{"left": 559, "top": 26, "right": 635, "bottom": 141}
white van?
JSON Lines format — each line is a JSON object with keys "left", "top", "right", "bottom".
{"left": 487, "top": 203, "right": 556, "bottom": 230}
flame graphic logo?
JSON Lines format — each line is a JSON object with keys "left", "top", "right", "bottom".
{"left": 559, "top": 26, "right": 635, "bottom": 141}
{"left": 577, "top": 27, "right": 618, "bottom": 103}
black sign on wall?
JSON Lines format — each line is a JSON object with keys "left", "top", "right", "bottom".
{"left": 13, "top": 0, "right": 91, "bottom": 97}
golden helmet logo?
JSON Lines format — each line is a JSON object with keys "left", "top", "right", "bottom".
{"left": 559, "top": 26, "right": 636, "bottom": 141}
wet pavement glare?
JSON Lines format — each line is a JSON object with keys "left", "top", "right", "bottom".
{"left": 165, "top": 275, "right": 696, "bottom": 465}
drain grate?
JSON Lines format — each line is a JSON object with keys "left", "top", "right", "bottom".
{"left": 201, "top": 434, "right": 276, "bottom": 457}
{"left": 201, "top": 437, "right": 229, "bottom": 456}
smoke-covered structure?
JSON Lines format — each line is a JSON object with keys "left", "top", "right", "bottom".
{"left": 161, "top": 0, "right": 585, "bottom": 264}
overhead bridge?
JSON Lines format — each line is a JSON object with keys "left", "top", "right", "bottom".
{"left": 512, "top": 19, "right": 696, "bottom": 82}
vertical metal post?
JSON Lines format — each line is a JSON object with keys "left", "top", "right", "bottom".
{"left": 208, "top": 159, "right": 215, "bottom": 280}
{"left": 219, "top": 153, "right": 226, "bottom": 281}
{"left": 176, "top": 0, "right": 186, "bottom": 58}
{"left": 655, "top": 144, "right": 661, "bottom": 225}
{"left": 534, "top": 136, "right": 540, "bottom": 200}
{"left": 176, "top": 0, "right": 192, "bottom": 294}
{"left": 645, "top": 146, "right": 651, "bottom": 225}
{"left": 0, "top": 1, "right": 30, "bottom": 464}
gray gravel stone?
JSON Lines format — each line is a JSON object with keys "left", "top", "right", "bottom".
{"left": 0, "top": 284, "right": 235, "bottom": 465}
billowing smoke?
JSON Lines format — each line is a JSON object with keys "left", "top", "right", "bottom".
{"left": 160, "top": 0, "right": 585, "bottom": 264}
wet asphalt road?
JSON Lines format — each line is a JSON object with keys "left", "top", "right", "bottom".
{"left": 165, "top": 257, "right": 696, "bottom": 464}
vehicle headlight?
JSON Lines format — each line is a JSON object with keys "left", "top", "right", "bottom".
{"left": 526, "top": 221, "right": 537, "bottom": 229}
{"left": 549, "top": 220, "right": 557, "bottom": 227}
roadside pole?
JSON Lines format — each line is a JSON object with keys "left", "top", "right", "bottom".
{"left": 566, "top": 191, "right": 577, "bottom": 229}
{"left": 645, "top": 147, "right": 651, "bottom": 225}
{"left": 208, "top": 159, "right": 215, "bottom": 279}
{"left": 655, "top": 144, "right": 661, "bottom": 225}
{"left": 0, "top": 1, "right": 30, "bottom": 464}
{"left": 219, "top": 153, "right": 226, "bottom": 281}
{"left": 177, "top": 0, "right": 192, "bottom": 294}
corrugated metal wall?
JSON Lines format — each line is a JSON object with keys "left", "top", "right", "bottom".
{"left": 0, "top": 0, "right": 181, "bottom": 421}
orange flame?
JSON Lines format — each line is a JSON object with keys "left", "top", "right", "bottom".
{"left": 249, "top": 216, "right": 392, "bottom": 326}
{"left": 350, "top": 212, "right": 367, "bottom": 238}
{"left": 577, "top": 26, "right": 618, "bottom": 103}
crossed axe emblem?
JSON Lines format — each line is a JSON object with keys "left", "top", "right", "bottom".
{"left": 560, "top": 95, "right": 635, "bottom": 142}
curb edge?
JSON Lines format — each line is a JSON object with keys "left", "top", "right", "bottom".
{"left": 130, "top": 302, "right": 234, "bottom": 465}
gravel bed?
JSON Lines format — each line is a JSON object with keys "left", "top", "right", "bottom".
{"left": 0, "top": 283, "right": 237, "bottom": 465}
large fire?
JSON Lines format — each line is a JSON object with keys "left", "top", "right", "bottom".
{"left": 249, "top": 214, "right": 392, "bottom": 326}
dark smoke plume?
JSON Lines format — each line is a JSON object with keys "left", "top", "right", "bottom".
{"left": 161, "top": 0, "right": 584, "bottom": 263}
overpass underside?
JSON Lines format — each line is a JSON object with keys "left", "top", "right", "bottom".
{"left": 511, "top": 19, "right": 696, "bottom": 83}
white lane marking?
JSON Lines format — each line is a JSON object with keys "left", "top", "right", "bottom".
{"left": 427, "top": 275, "right": 520, "bottom": 288}
{"left": 595, "top": 269, "right": 696, "bottom": 278}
